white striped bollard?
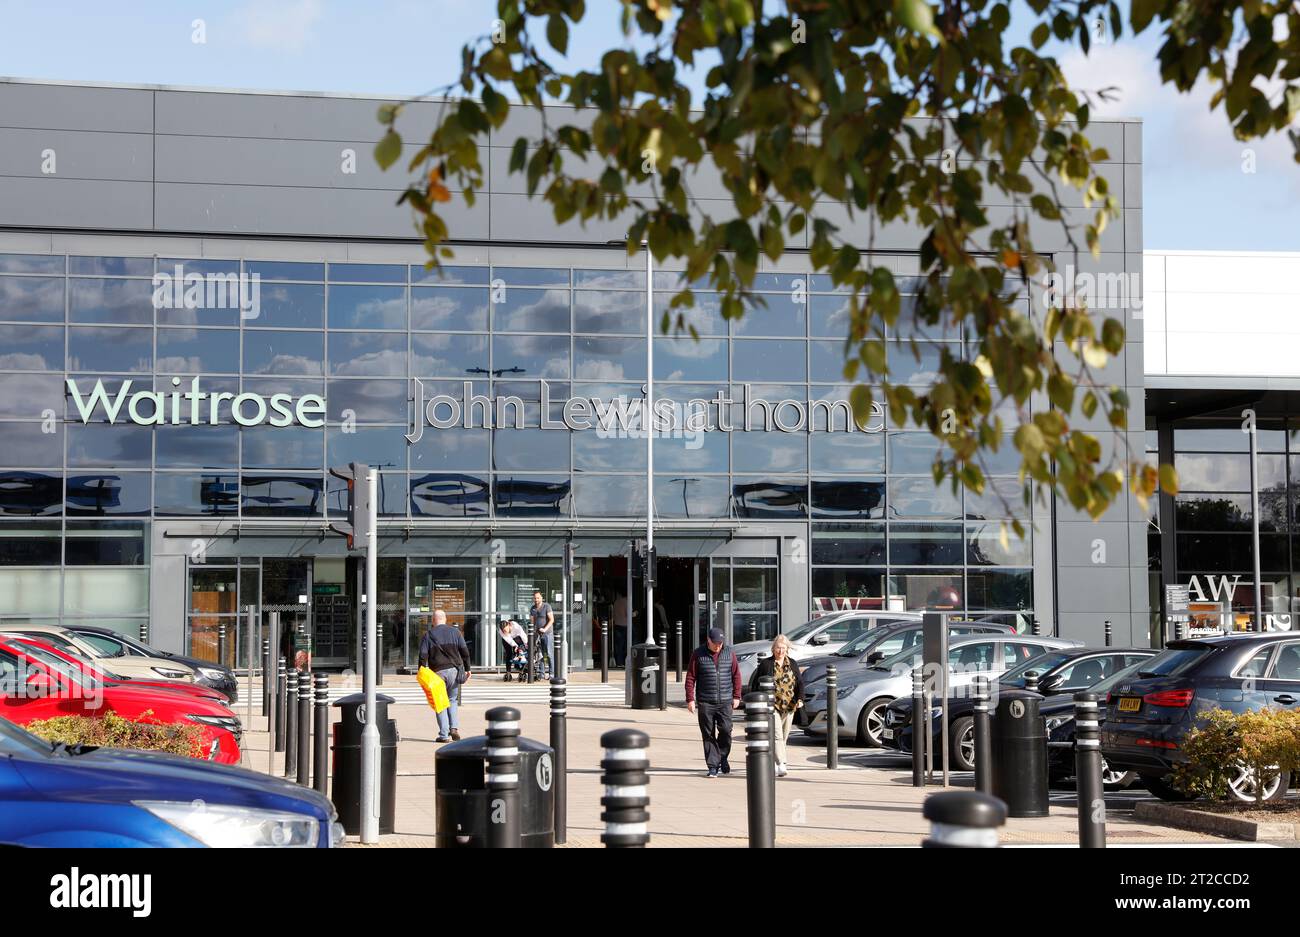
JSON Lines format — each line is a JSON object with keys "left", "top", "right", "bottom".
{"left": 1074, "top": 691, "right": 1106, "bottom": 848}
{"left": 744, "top": 691, "right": 776, "bottom": 847}
{"left": 284, "top": 669, "right": 298, "bottom": 779}
{"left": 550, "top": 677, "right": 568, "bottom": 845}
{"left": 600, "top": 728, "right": 650, "bottom": 847}
{"left": 313, "top": 673, "right": 329, "bottom": 795}
{"left": 922, "top": 791, "right": 1007, "bottom": 848}
{"left": 485, "top": 706, "right": 522, "bottom": 848}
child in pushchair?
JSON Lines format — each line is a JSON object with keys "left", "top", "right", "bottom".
{"left": 498, "top": 618, "right": 530, "bottom": 681}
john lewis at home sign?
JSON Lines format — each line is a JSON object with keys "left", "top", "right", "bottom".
{"left": 66, "top": 377, "right": 326, "bottom": 427}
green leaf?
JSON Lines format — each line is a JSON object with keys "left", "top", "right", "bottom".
{"left": 547, "top": 14, "right": 569, "bottom": 55}
{"left": 1031, "top": 22, "right": 1050, "bottom": 49}
{"left": 374, "top": 130, "right": 402, "bottom": 170}
{"left": 893, "top": 0, "right": 940, "bottom": 38}
{"left": 1159, "top": 463, "right": 1180, "bottom": 496}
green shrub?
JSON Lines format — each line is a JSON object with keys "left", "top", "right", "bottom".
{"left": 23, "top": 710, "right": 207, "bottom": 759}
{"left": 1174, "top": 707, "right": 1300, "bottom": 803}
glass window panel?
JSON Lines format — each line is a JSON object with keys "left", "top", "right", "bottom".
{"left": 241, "top": 474, "right": 324, "bottom": 517}
{"left": 492, "top": 288, "right": 570, "bottom": 332}
{"left": 573, "top": 474, "right": 647, "bottom": 518}
{"left": 328, "top": 263, "right": 406, "bottom": 283}
{"left": 0, "top": 422, "right": 62, "bottom": 468}
{"left": 889, "top": 570, "right": 964, "bottom": 610}
{"left": 410, "top": 473, "right": 490, "bottom": 517}
{"left": 574, "top": 268, "right": 646, "bottom": 289}
{"left": 733, "top": 339, "right": 806, "bottom": 382}
{"left": 1176, "top": 426, "right": 1287, "bottom": 453}
{"left": 889, "top": 477, "right": 962, "bottom": 519}
{"left": 328, "top": 426, "right": 409, "bottom": 471}
{"left": 412, "top": 333, "right": 489, "bottom": 377}
{"left": 0, "top": 276, "right": 64, "bottom": 322}
{"left": 152, "top": 259, "right": 236, "bottom": 279}
{"left": 0, "top": 374, "right": 62, "bottom": 419}
{"left": 492, "top": 267, "right": 569, "bottom": 288}
{"left": 0, "top": 520, "right": 61, "bottom": 565}
{"left": 67, "top": 423, "right": 151, "bottom": 468}
{"left": 492, "top": 335, "right": 570, "bottom": 379}
{"left": 242, "top": 426, "right": 323, "bottom": 470}
{"left": 1174, "top": 493, "right": 1281, "bottom": 532}
{"left": 888, "top": 341, "right": 957, "bottom": 384}
{"left": 733, "top": 477, "right": 807, "bottom": 518}
{"left": 573, "top": 290, "right": 644, "bottom": 334}
{"left": 0, "top": 471, "right": 62, "bottom": 516}
{"left": 493, "top": 428, "right": 570, "bottom": 471}
{"left": 494, "top": 474, "right": 571, "bottom": 518}
{"left": 0, "top": 254, "right": 63, "bottom": 274}
{"left": 410, "top": 429, "right": 489, "bottom": 471}
{"left": 967, "top": 523, "right": 1034, "bottom": 565}
{"left": 654, "top": 337, "right": 728, "bottom": 382}
{"left": 156, "top": 424, "right": 239, "bottom": 468}
{"left": 244, "top": 260, "right": 324, "bottom": 281}
{"left": 67, "top": 326, "right": 152, "bottom": 372}
{"left": 65, "top": 473, "right": 151, "bottom": 516}
{"left": 810, "top": 340, "right": 852, "bottom": 380}
{"left": 0, "top": 568, "right": 61, "bottom": 614}
{"left": 411, "top": 264, "right": 490, "bottom": 286}
{"left": 811, "top": 568, "right": 887, "bottom": 610}
{"left": 327, "top": 471, "right": 405, "bottom": 517}
{"left": 325, "top": 379, "right": 409, "bottom": 423}
{"left": 156, "top": 328, "right": 240, "bottom": 373}
{"left": 653, "top": 476, "right": 730, "bottom": 519}
{"left": 328, "top": 284, "right": 407, "bottom": 329}
{"left": 654, "top": 293, "right": 725, "bottom": 336}
{"left": 63, "top": 568, "right": 149, "bottom": 615}
{"left": 811, "top": 478, "right": 886, "bottom": 518}
{"left": 1175, "top": 452, "right": 1285, "bottom": 491}
{"left": 963, "top": 477, "right": 1028, "bottom": 520}
{"left": 0, "top": 324, "right": 63, "bottom": 370}
{"left": 328, "top": 331, "right": 407, "bottom": 376}
{"left": 154, "top": 473, "right": 239, "bottom": 516}
{"left": 189, "top": 567, "right": 238, "bottom": 614}
{"left": 243, "top": 330, "right": 324, "bottom": 375}
{"left": 653, "top": 429, "right": 728, "bottom": 473}
{"left": 248, "top": 283, "right": 324, "bottom": 329}
{"left": 69, "top": 256, "right": 152, "bottom": 277}
{"left": 966, "top": 569, "right": 1034, "bottom": 611}
{"left": 811, "top": 523, "right": 886, "bottom": 565}
{"left": 889, "top": 431, "right": 945, "bottom": 474}
{"left": 811, "top": 433, "right": 885, "bottom": 473}
{"left": 1176, "top": 533, "right": 1290, "bottom": 573}
{"left": 575, "top": 337, "right": 646, "bottom": 381}
{"left": 809, "top": 294, "right": 854, "bottom": 338}
{"left": 65, "top": 520, "right": 148, "bottom": 565}
{"left": 574, "top": 430, "right": 645, "bottom": 471}
{"left": 894, "top": 302, "right": 962, "bottom": 341}
{"left": 69, "top": 277, "right": 154, "bottom": 324}
{"left": 732, "top": 430, "right": 807, "bottom": 473}
{"left": 890, "top": 523, "right": 964, "bottom": 565}
{"left": 411, "top": 286, "right": 489, "bottom": 331}
{"left": 731, "top": 295, "right": 806, "bottom": 336}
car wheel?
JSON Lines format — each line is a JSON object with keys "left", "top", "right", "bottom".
{"left": 1141, "top": 774, "right": 1196, "bottom": 802}
{"left": 856, "top": 697, "right": 892, "bottom": 747}
{"left": 1100, "top": 758, "right": 1137, "bottom": 791}
{"left": 1226, "top": 764, "right": 1288, "bottom": 802}
{"left": 949, "top": 717, "right": 976, "bottom": 771}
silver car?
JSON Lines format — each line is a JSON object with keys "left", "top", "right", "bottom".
{"left": 801, "top": 634, "right": 1080, "bottom": 746}
{"left": 732, "top": 610, "right": 924, "bottom": 683}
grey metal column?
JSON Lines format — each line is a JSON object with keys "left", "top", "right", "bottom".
{"left": 244, "top": 606, "right": 255, "bottom": 748}
{"left": 1249, "top": 416, "right": 1263, "bottom": 631}
{"left": 624, "top": 543, "right": 633, "bottom": 705}
{"left": 360, "top": 467, "right": 380, "bottom": 844}
{"left": 644, "top": 243, "right": 655, "bottom": 648}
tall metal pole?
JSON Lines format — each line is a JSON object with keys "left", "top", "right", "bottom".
{"left": 1249, "top": 420, "right": 1263, "bottom": 632}
{"left": 360, "top": 467, "right": 380, "bottom": 843}
{"left": 244, "top": 605, "right": 254, "bottom": 756}
{"left": 645, "top": 244, "right": 655, "bottom": 646}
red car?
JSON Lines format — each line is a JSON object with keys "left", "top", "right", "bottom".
{"left": 5, "top": 637, "right": 230, "bottom": 707}
{"left": 0, "top": 638, "right": 241, "bottom": 764}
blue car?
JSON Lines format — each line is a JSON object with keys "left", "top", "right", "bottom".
{"left": 0, "top": 716, "right": 343, "bottom": 847}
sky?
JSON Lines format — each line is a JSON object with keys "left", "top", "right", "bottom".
{"left": 0, "top": 0, "right": 1296, "bottom": 251}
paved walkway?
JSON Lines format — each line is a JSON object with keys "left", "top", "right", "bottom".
{"left": 235, "top": 672, "right": 1232, "bottom": 847}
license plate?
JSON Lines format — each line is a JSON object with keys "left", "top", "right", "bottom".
{"left": 881, "top": 728, "right": 894, "bottom": 740}
{"left": 1118, "top": 697, "right": 1142, "bottom": 712}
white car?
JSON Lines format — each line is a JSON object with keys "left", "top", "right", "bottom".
{"left": 802, "top": 634, "right": 1080, "bottom": 746}
{"left": 733, "top": 610, "right": 924, "bottom": 683}
{"left": 0, "top": 625, "right": 197, "bottom": 685}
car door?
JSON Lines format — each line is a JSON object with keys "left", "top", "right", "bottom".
{"left": 1048, "top": 654, "right": 1114, "bottom": 694}
{"left": 948, "top": 641, "right": 998, "bottom": 689}
{"left": 1262, "top": 640, "right": 1300, "bottom": 712}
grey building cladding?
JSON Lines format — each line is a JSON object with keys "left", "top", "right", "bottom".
{"left": 0, "top": 78, "right": 1147, "bottom": 667}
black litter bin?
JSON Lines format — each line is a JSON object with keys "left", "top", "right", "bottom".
{"left": 331, "top": 692, "right": 398, "bottom": 835}
{"left": 990, "top": 688, "right": 1049, "bottom": 818}
{"left": 435, "top": 735, "right": 555, "bottom": 847}
{"left": 629, "top": 642, "right": 665, "bottom": 709}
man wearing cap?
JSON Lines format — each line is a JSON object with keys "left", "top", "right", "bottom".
{"left": 684, "top": 627, "right": 742, "bottom": 778}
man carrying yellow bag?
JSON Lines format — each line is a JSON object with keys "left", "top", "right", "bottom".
{"left": 417, "top": 665, "right": 450, "bottom": 713}
{"left": 417, "top": 609, "right": 472, "bottom": 742}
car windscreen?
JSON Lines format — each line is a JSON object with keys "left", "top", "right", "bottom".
{"left": 999, "top": 651, "right": 1074, "bottom": 688}
{"left": 1089, "top": 660, "right": 1150, "bottom": 695}
{"left": 1134, "top": 647, "right": 1211, "bottom": 678}
{"left": 14, "top": 645, "right": 95, "bottom": 690}
{"left": 785, "top": 619, "right": 826, "bottom": 643}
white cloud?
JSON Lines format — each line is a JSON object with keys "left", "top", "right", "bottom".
{"left": 234, "top": 0, "right": 323, "bottom": 53}
{"left": 1058, "top": 40, "right": 1160, "bottom": 119}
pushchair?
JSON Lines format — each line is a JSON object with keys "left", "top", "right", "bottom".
{"left": 502, "top": 636, "right": 529, "bottom": 681}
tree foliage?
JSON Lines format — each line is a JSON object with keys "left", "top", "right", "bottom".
{"left": 376, "top": 0, "right": 1300, "bottom": 525}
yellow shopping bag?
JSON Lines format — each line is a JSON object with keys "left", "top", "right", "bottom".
{"left": 417, "top": 666, "right": 450, "bottom": 714}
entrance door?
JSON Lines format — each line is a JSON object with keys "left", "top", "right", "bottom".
{"left": 654, "top": 556, "right": 706, "bottom": 672}
{"left": 261, "top": 558, "right": 311, "bottom": 667}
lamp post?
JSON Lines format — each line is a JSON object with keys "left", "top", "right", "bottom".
{"left": 644, "top": 243, "right": 655, "bottom": 644}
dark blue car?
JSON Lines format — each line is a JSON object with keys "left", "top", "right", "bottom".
{"left": 0, "top": 716, "right": 342, "bottom": 847}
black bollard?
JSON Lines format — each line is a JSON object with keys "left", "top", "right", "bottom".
{"left": 600, "top": 620, "right": 609, "bottom": 683}
{"left": 284, "top": 669, "right": 298, "bottom": 779}
{"left": 1025, "top": 671, "right": 1039, "bottom": 694}
{"left": 911, "top": 666, "right": 925, "bottom": 787}
{"left": 313, "top": 673, "right": 329, "bottom": 795}
{"left": 674, "top": 620, "right": 683, "bottom": 682}
{"left": 274, "top": 657, "right": 287, "bottom": 753}
{"left": 485, "top": 706, "right": 522, "bottom": 848}
{"left": 758, "top": 674, "right": 777, "bottom": 774}
{"left": 657, "top": 631, "right": 668, "bottom": 712}
{"left": 550, "top": 678, "right": 568, "bottom": 845}
{"left": 297, "top": 668, "right": 311, "bottom": 786}
{"left": 1103, "top": 619, "right": 1112, "bottom": 647}
{"left": 1174, "top": 619, "right": 1185, "bottom": 641}
{"left": 1074, "top": 692, "right": 1107, "bottom": 848}
{"left": 218, "top": 621, "right": 227, "bottom": 669}
{"left": 743, "top": 691, "right": 776, "bottom": 847}
{"left": 526, "top": 621, "right": 535, "bottom": 685}
{"left": 1031, "top": 617, "right": 1041, "bottom": 636}
{"left": 261, "top": 638, "right": 270, "bottom": 717}
{"left": 748, "top": 622, "right": 757, "bottom": 643}
{"left": 973, "top": 675, "right": 993, "bottom": 795}
{"left": 922, "top": 791, "right": 1007, "bottom": 847}
{"left": 600, "top": 728, "right": 650, "bottom": 847}
{"left": 826, "top": 664, "right": 839, "bottom": 770}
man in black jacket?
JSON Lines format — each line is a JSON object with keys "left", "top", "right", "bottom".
{"left": 418, "top": 610, "right": 472, "bottom": 742}
{"left": 684, "top": 627, "right": 742, "bottom": 778}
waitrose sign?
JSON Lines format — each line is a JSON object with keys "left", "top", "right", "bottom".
{"left": 66, "top": 377, "right": 326, "bottom": 427}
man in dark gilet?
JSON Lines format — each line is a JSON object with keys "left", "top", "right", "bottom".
{"left": 684, "top": 627, "right": 742, "bottom": 778}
